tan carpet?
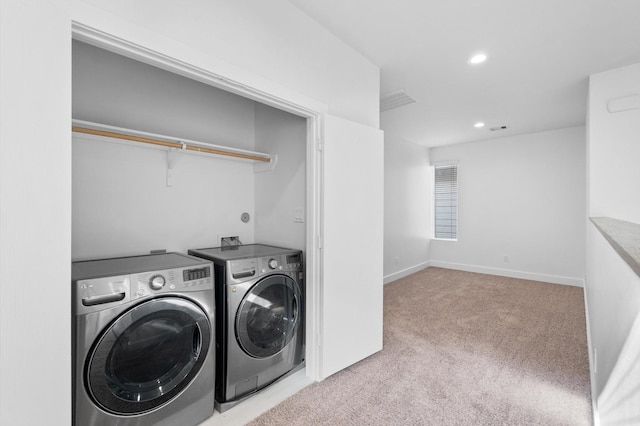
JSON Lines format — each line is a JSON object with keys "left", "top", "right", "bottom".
{"left": 249, "top": 267, "right": 592, "bottom": 425}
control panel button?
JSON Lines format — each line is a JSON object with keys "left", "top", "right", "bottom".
{"left": 268, "top": 258, "right": 279, "bottom": 269}
{"left": 149, "top": 274, "right": 166, "bottom": 290}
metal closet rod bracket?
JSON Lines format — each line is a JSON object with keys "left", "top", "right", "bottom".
{"left": 166, "top": 144, "right": 187, "bottom": 187}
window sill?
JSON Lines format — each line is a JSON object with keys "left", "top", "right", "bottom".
{"left": 432, "top": 238, "right": 458, "bottom": 242}
{"left": 590, "top": 217, "right": 640, "bottom": 279}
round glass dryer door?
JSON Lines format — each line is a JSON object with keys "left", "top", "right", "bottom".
{"left": 86, "top": 297, "right": 211, "bottom": 415}
{"left": 236, "top": 274, "right": 301, "bottom": 358}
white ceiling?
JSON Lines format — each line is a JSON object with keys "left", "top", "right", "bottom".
{"left": 288, "top": 0, "right": 640, "bottom": 147}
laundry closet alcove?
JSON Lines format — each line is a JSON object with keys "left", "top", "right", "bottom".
{"left": 72, "top": 40, "right": 307, "bottom": 262}
{"left": 72, "top": 22, "right": 384, "bottom": 402}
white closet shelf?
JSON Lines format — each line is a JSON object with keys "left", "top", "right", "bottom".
{"left": 72, "top": 119, "right": 273, "bottom": 163}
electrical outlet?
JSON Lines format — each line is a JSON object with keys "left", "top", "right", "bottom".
{"left": 503, "top": 255, "right": 510, "bottom": 263}
{"left": 394, "top": 257, "right": 399, "bottom": 266}
{"left": 294, "top": 208, "right": 304, "bottom": 223}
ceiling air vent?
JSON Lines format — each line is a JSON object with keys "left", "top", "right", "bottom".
{"left": 380, "top": 89, "right": 416, "bottom": 112}
{"left": 489, "top": 125, "right": 509, "bottom": 131}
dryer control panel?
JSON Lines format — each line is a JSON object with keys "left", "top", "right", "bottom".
{"left": 228, "top": 253, "right": 303, "bottom": 284}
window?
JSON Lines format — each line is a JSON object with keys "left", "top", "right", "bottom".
{"left": 433, "top": 163, "right": 458, "bottom": 240}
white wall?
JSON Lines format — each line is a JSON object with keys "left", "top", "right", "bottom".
{"left": 588, "top": 63, "right": 640, "bottom": 224}
{"left": 254, "top": 104, "right": 307, "bottom": 251}
{"left": 430, "top": 127, "right": 586, "bottom": 286}
{"left": 73, "top": 41, "right": 257, "bottom": 151}
{"left": 586, "top": 226, "right": 640, "bottom": 396}
{"left": 586, "top": 62, "right": 640, "bottom": 424}
{"left": 383, "top": 136, "right": 431, "bottom": 283}
{"left": 0, "top": 0, "right": 72, "bottom": 425}
{"left": 73, "top": 0, "right": 380, "bottom": 129}
{"left": 73, "top": 136, "right": 257, "bottom": 258}
{"left": 72, "top": 41, "right": 259, "bottom": 259}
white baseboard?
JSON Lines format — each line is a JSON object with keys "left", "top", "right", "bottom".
{"left": 383, "top": 261, "right": 431, "bottom": 284}
{"left": 429, "top": 260, "right": 585, "bottom": 287}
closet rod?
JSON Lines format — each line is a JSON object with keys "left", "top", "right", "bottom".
{"left": 72, "top": 124, "right": 272, "bottom": 163}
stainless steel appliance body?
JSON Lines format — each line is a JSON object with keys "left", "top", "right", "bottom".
{"left": 188, "top": 244, "right": 304, "bottom": 412}
{"left": 72, "top": 252, "right": 215, "bottom": 426}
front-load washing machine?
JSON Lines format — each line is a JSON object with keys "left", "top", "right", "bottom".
{"left": 188, "top": 244, "right": 304, "bottom": 412}
{"left": 72, "top": 252, "right": 215, "bottom": 426}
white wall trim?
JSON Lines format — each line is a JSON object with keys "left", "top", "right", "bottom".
{"left": 71, "top": 21, "right": 328, "bottom": 117}
{"left": 430, "top": 260, "right": 586, "bottom": 287}
{"left": 383, "top": 261, "right": 431, "bottom": 284}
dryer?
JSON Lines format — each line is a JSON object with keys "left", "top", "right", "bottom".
{"left": 188, "top": 244, "right": 304, "bottom": 412}
{"left": 72, "top": 252, "right": 215, "bottom": 426}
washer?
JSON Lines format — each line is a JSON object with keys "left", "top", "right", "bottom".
{"left": 72, "top": 252, "right": 215, "bottom": 426}
{"left": 188, "top": 244, "right": 304, "bottom": 412}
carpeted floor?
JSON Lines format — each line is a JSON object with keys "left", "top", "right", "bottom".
{"left": 249, "top": 267, "right": 592, "bottom": 425}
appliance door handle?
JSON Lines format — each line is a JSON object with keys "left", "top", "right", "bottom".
{"left": 192, "top": 325, "right": 202, "bottom": 359}
{"left": 82, "top": 292, "right": 126, "bottom": 306}
{"left": 232, "top": 270, "right": 256, "bottom": 279}
{"left": 292, "top": 296, "right": 298, "bottom": 322}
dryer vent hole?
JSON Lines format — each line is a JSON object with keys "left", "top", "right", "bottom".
{"left": 221, "top": 236, "right": 242, "bottom": 247}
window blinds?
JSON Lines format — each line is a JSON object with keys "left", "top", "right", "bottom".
{"left": 434, "top": 164, "right": 458, "bottom": 239}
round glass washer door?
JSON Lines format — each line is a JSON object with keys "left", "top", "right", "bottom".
{"left": 236, "top": 274, "right": 301, "bottom": 358}
{"left": 86, "top": 297, "right": 211, "bottom": 415}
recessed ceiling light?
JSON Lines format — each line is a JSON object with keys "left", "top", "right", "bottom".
{"left": 468, "top": 53, "right": 487, "bottom": 65}
{"left": 474, "top": 122, "right": 485, "bottom": 128}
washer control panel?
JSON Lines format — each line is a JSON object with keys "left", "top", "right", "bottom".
{"left": 134, "top": 265, "right": 213, "bottom": 299}
{"left": 149, "top": 274, "right": 166, "bottom": 290}
{"left": 228, "top": 251, "right": 303, "bottom": 283}
{"left": 74, "top": 264, "right": 212, "bottom": 314}
{"left": 75, "top": 275, "right": 130, "bottom": 315}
